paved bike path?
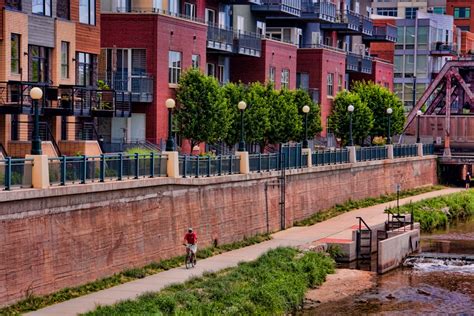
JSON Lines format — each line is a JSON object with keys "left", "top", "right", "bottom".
{"left": 27, "top": 188, "right": 461, "bottom": 316}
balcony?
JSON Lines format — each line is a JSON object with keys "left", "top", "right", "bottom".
{"left": 251, "top": 0, "right": 302, "bottom": 17}
{"left": 363, "top": 24, "right": 397, "bottom": 43}
{"left": 430, "top": 42, "right": 458, "bottom": 56}
{"left": 108, "top": 75, "right": 154, "bottom": 103}
{"left": 207, "top": 24, "right": 234, "bottom": 53}
{"left": 5, "top": 0, "right": 22, "bottom": 11}
{"left": 346, "top": 53, "right": 373, "bottom": 74}
{"left": 220, "top": 0, "right": 262, "bottom": 4}
{"left": 360, "top": 16, "right": 373, "bottom": 36}
{"left": 235, "top": 32, "right": 262, "bottom": 57}
{"left": 321, "top": 10, "right": 360, "bottom": 34}
{"left": 301, "top": 0, "right": 336, "bottom": 23}
{"left": 361, "top": 56, "right": 373, "bottom": 74}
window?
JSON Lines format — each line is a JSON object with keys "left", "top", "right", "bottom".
{"left": 169, "top": 0, "right": 179, "bottom": 14}
{"left": 237, "top": 16, "right": 244, "bottom": 33}
{"left": 205, "top": 8, "right": 215, "bottom": 24}
{"left": 6, "top": 0, "right": 22, "bottom": 10}
{"left": 217, "top": 65, "right": 225, "bottom": 84}
{"left": 256, "top": 21, "right": 266, "bottom": 36}
{"left": 57, "top": 0, "right": 70, "bottom": 19}
{"left": 192, "top": 54, "right": 200, "bottom": 68}
{"left": 269, "top": 66, "right": 275, "bottom": 83}
{"left": 77, "top": 52, "right": 94, "bottom": 86}
{"left": 79, "top": 0, "right": 95, "bottom": 25}
{"left": 281, "top": 69, "right": 289, "bottom": 89}
{"left": 32, "top": 0, "right": 52, "bottom": 16}
{"left": 405, "top": 7, "right": 418, "bottom": 19}
{"left": 184, "top": 2, "right": 196, "bottom": 19}
{"left": 168, "top": 51, "right": 182, "bottom": 84}
{"left": 327, "top": 73, "right": 334, "bottom": 96}
{"left": 376, "top": 7, "right": 397, "bottom": 16}
{"left": 207, "top": 63, "right": 215, "bottom": 77}
{"left": 296, "top": 73, "right": 309, "bottom": 90}
{"left": 152, "top": 0, "right": 162, "bottom": 11}
{"left": 29, "top": 45, "right": 50, "bottom": 83}
{"left": 61, "top": 41, "right": 69, "bottom": 79}
{"left": 454, "top": 7, "right": 471, "bottom": 19}
{"left": 338, "top": 74, "right": 343, "bottom": 92}
{"left": 115, "top": 0, "right": 130, "bottom": 12}
{"left": 11, "top": 34, "right": 20, "bottom": 75}
{"left": 432, "top": 7, "right": 445, "bottom": 15}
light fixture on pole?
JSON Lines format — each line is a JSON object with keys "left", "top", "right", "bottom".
{"left": 30, "top": 87, "right": 43, "bottom": 155}
{"left": 347, "top": 104, "right": 354, "bottom": 146}
{"left": 387, "top": 107, "right": 393, "bottom": 144}
{"left": 302, "top": 105, "right": 310, "bottom": 148}
{"left": 238, "top": 101, "right": 247, "bottom": 152}
{"left": 165, "top": 98, "right": 176, "bottom": 152}
{"left": 416, "top": 110, "right": 422, "bottom": 143}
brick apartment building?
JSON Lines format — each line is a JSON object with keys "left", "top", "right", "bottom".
{"left": 99, "top": 0, "right": 396, "bottom": 146}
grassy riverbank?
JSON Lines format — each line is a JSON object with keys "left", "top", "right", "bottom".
{"left": 393, "top": 190, "right": 474, "bottom": 232}
{"left": 0, "top": 234, "right": 271, "bottom": 315}
{"left": 85, "top": 247, "right": 335, "bottom": 315}
{"left": 294, "top": 185, "right": 445, "bottom": 226}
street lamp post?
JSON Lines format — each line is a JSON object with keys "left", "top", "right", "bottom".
{"left": 416, "top": 110, "right": 422, "bottom": 143}
{"left": 238, "top": 101, "right": 247, "bottom": 152}
{"left": 30, "top": 87, "right": 43, "bottom": 155}
{"left": 347, "top": 104, "right": 354, "bottom": 146}
{"left": 165, "top": 98, "right": 176, "bottom": 151}
{"left": 302, "top": 105, "right": 310, "bottom": 148}
{"left": 387, "top": 107, "right": 393, "bottom": 144}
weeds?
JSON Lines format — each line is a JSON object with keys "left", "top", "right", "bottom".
{"left": 85, "top": 248, "right": 335, "bottom": 315}
{"left": 294, "top": 185, "right": 445, "bottom": 226}
{"left": 0, "top": 234, "right": 272, "bottom": 315}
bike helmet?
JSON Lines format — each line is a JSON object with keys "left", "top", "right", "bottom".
{"left": 188, "top": 227, "right": 193, "bottom": 232}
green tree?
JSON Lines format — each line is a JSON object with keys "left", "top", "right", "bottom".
{"left": 328, "top": 90, "right": 373, "bottom": 146}
{"left": 293, "top": 89, "right": 322, "bottom": 142}
{"left": 266, "top": 88, "right": 302, "bottom": 145}
{"left": 175, "top": 69, "right": 232, "bottom": 149}
{"left": 351, "top": 81, "right": 405, "bottom": 142}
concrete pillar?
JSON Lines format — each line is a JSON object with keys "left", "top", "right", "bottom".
{"left": 26, "top": 154, "right": 50, "bottom": 189}
{"left": 302, "top": 148, "right": 312, "bottom": 168}
{"left": 387, "top": 144, "right": 394, "bottom": 159}
{"left": 417, "top": 143, "right": 423, "bottom": 156}
{"left": 347, "top": 146, "right": 357, "bottom": 163}
{"left": 236, "top": 151, "right": 249, "bottom": 174}
{"left": 165, "top": 151, "right": 180, "bottom": 178}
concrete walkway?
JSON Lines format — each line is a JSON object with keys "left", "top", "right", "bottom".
{"left": 27, "top": 188, "right": 461, "bottom": 316}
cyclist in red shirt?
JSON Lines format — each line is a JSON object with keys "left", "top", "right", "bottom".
{"left": 183, "top": 228, "right": 197, "bottom": 265}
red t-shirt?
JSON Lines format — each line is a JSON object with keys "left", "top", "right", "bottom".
{"left": 184, "top": 232, "right": 197, "bottom": 244}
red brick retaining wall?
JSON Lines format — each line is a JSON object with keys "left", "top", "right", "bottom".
{"left": 0, "top": 156, "right": 437, "bottom": 306}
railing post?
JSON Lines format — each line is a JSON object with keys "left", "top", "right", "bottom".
{"left": 4, "top": 157, "right": 11, "bottom": 191}
{"left": 417, "top": 143, "right": 423, "bottom": 157}
{"left": 230, "top": 155, "right": 233, "bottom": 174}
{"left": 134, "top": 153, "right": 139, "bottom": 179}
{"left": 302, "top": 148, "right": 312, "bottom": 168}
{"left": 236, "top": 151, "right": 249, "bottom": 174}
{"left": 81, "top": 155, "right": 87, "bottom": 184}
{"left": 218, "top": 155, "right": 222, "bottom": 176}
{"left": 347, "top": 146, "right": 357, "bottom": 163}
{"left": 207, "top": 156, "right": 211, "bottom": 177}
{"left": 61, "top": 155, "right": 66, "bottom": 185}
{"left": 150, "top": 152, "right": 155, "bottom": 178}
{"left": 196, "top": 156, "right": 200, "bottom": 178}
{"left": 118, "top": 153, "right": 123, "bottom": 181}
{"left": 99, "top": 154, "right": 105, "bottom": 182}
{"left": 387, "top": 144, "right": 394, "bottom": 159}
{"left": 183, "top": 155, "right": 187, "bottom": 178}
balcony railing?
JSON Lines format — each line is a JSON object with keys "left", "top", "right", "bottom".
{"left": 107, "top": 75, "right": 154, "bottom": 103}
{"left": 360, "top": 16, "right": 373, "bottom": 36}
{"left": 207, "top": 24, "right": 234, "bottom": 53}
{"left": 341, "top": 10, "right": 360, "bottom": 32}
{"left": 430, "top": 42, "right": 458, "bottom": 56}
{"left": 235, "top": 31, "right": 262, "bottom": 57}
{"left": 361, "top": 56, "right": 373, "bottom": 74}
{"left": 320, "top": 10, "right": 360, "bottom": 33}
{"left": 5, "top": 0, "right": 22, "bottom": 10}
{"left": 252, "top": 0, "right": 302, "bottom": 17}
{"left": 346, "top": 53, "right": 360, "bottom": 72}
{"left": 301, "top": 0, "right": 336, "bottom": 22}
{"left": 221, "top": 0, "right": 262, "bottom": 4}
{"left": 366, "top": 25, "right": 397, "bottom": 42}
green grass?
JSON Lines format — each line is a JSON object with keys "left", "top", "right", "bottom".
{"left": 85, "top": 247, "right": 335, "bottom": 315}
{"left": 391, "top": 190, "right": 474, "bottom": 232}
{"left": 0, "top": 234, "right": 272, "bottom": 315}
{"left": 294, "top": 185, "right": 445, "bottom": 226}
{"left": 125, "top": 147, "right": 157, "bottom": 155}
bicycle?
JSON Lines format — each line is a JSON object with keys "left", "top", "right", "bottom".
{"left": 184, "top": 244, "right": 196, "bottom": 269}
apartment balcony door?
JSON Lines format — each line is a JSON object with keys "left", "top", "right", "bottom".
{"left": 28, "top": 45, "right": 50, "bottom": 83}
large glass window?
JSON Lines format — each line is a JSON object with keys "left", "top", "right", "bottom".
{"left": 32, "top": 0, "right": 52, "bottom": 16}
{"left": 11, "top": 34, "right": 20, "bottom": 74}
{"left": 57, "top": 0, "right": 70, "bottom": 19}
{"left": 405, "top": 7, "right": 418, "bottom": 19}
{"left": 404, "top": 55, "right": 414, "bottom": 78}
{"left": 417, "top": 26, "right": 429, "bottom": 50}
{"left": 327, "top": 73, "right": 334, "bottom": 96}
{"left": 433, "top": 7, "right": 445, "bottom": 15}
{"left": 394, "top": 55, "right": 403, "bottom": 78}
{"left": 79, "top": 0, "right": 95, "bottom": 25}
{"left": 168, "top": 51, "right": 182, "bottom": 84}
{"left": 77, "top": 52, "right": 94, "bottom": 86}
{"left": 29, "top": 45, "right": 50, "bottom": 83}
{"left": 6, "top": 0, "right": 22, "bottom": 10}
{"left": 376, "top": 7, "right": 397, "bottom": 16}
{"left": 184, "top": 2, "right": 196, "bottom": 19}
{"left": 281, "top": 69, "right": 289, "bottom": 89}
{"left": 416, "top": 55, "right": 428, "bottom": 79}
{"left": 192, "top": 54, "right": 200, "bottom": 69}
{"left": 454, "top": 7, "right": 471, "bottom": 19}
{"left": 269, "top": 67, "right": 276, "bottom": 83}
{"left": 207, "top": 63, "right": 215, "bottom": 77}
{"left": 405, "top": 27, "right": 415, "bottom": 49}
{"left": 61, "top": 41, "right": 69, "bottom": 79}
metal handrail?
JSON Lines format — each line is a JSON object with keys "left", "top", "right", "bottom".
{"left": 356, "top": 216, "right": 372, "bottom": 232}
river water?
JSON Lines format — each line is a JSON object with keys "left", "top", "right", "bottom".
{"left": 303, "top": 219, "right": 474, "bottom": 315}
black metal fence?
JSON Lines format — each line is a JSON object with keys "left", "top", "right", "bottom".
{"left": 312, "top": 148, "right": 349, "bottom": 166}
{"left": 356, "top": 146, "right": 388, "bottom": 162}
{"left": 48, "top": 153, "right": 167, "bottom": 185}
{"left": 422, "top": 143, "right": 435, "bottom": 155}
{"left": 394, "top": 144, "right": 418, "bottom": 158}
{"left": 179, "top": 155, "right": 240, "bottom": 178}
{"left": 0, "top": 157, "right": 33, "bottom": 190}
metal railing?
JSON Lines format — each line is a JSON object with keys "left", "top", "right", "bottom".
{"left": 312, "top": 148, "right": 349, "bottom": 166}
{"left": 48, "top": 153, "right": 167, "bottom": 185}
{"left": 373, "top": 25, "right": 397, "bottom": 41}
{"left": 361, "top": 56, "right": 373, "bottom": 74}
{"left": 346, "top": 53, "right": 360, "bottom": 72}
{"left": 235, "top": 31, "right": 262, "bottom": 56}
{"left": 360, "top": 15, "right": 373, "bottom": 36}
{"left": 341, "top": 10, "right": 360, "bottom": 30}
{"left": 301, "top": 0, "right": 337, "bottom": 22}
{"left": 255, "top": 0, "right": 302, "bottom": 16}
{"left": 207, "top": 24, "right": 234, "bottom": 51}
{"left": 179, "top": 155, "right": 240, "bottom": 178}
{"left": 105, "top": 75, "right": 154, "bottom": 103}
{"left": 423, "top": 143, "right": 434, "bottom": 155}
{"left": 0, "top": 157, "right": 33, "bottom": 190}
{"left": 249, "top": 153, "right": 281, "bottom": 172}
{"left": 393, "top": 144, "right": 418, "bottom": 158}
{"left": 430, "top": 42, "right": 458, "bottom": 54}
{"left": 356, "top": 146, "right": 388, "bottom": 162}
